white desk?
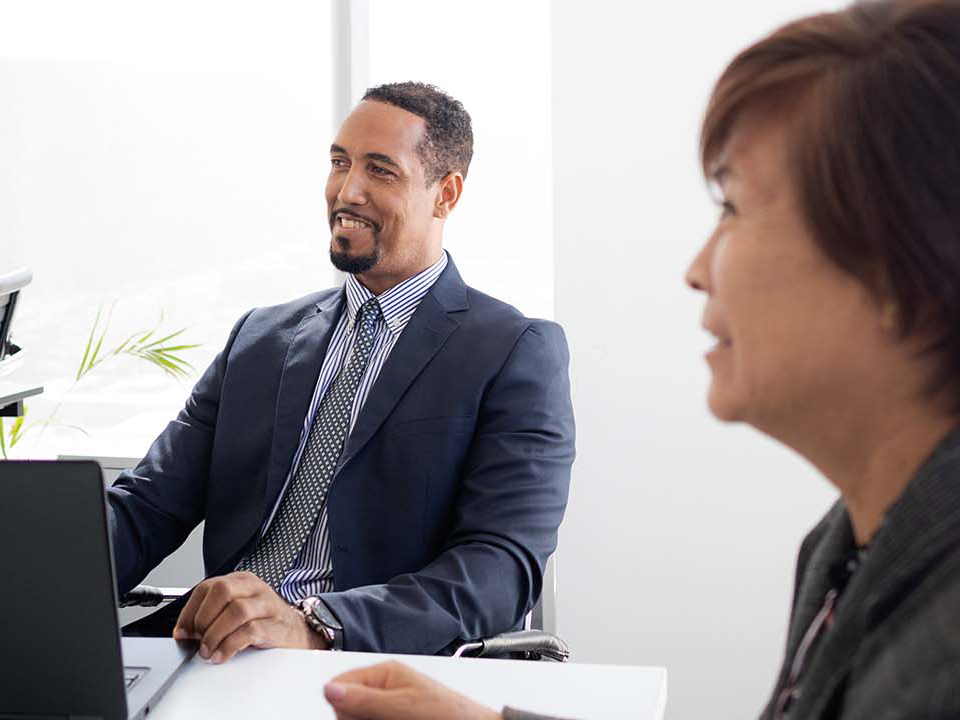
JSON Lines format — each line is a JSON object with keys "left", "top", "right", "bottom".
{"left": 150, "top": 649, "right": 667, "bottom": 720}
{"left": 0, "top": 382, "right": 42, "bottom": 417}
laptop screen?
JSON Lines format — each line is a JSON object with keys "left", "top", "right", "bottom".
{"left": 0, "top": 460, "right": 128, "bottom": 720}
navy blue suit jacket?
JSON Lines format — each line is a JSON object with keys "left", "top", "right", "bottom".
{"left": 107, "top": 258, "right": 575, "bottom": 654}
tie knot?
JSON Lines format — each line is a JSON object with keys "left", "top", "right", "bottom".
{"left": 357, "top": 298, "right": 382, "bottom": 328}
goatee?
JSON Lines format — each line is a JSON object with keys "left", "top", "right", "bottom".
{"left": 330, "top": 236, "right": 380, "bottom": 274}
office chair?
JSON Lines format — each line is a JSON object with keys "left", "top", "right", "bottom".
{"left": 0, "top": 267, "right": 32, "bottom": 375}
{"left": 120, "top": 572, "right": 570, "bottom": 662}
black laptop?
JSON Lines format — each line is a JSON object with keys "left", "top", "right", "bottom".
{"left": 0, "top": 460, "right": 195, "bottom": 720}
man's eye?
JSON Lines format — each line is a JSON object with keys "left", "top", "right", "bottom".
{"left": 371, "top": 165, "right": 392, "bottom": 177}
{"left": 720, "top": 200, "right": 736, "bottom": 218}
{"left": 331, "top": 158, "right": 347, "bottom": 168}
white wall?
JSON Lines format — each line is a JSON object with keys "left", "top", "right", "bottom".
{"left": 366, "top": 0, "right": 554, "bottom": 320}
{"left": 551, "top": 2, "right": 842, "bottom": 718}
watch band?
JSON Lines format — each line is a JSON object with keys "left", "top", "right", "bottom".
{"left": 299, "top": 603, "right": 335, "bottom": 646}
{"left": 298, "top": 596, "right": 343, "bottom": 650}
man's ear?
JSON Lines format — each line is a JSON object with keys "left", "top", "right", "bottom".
{"left": 434, "top": 172, "right": 464, "bottom": 219}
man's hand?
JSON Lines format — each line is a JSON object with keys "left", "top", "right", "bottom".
{"left": 172, "top": 571, "right": 328, "bottom": 663}
{"left": 323, "top": 661, "right": 501, "bottom": 720}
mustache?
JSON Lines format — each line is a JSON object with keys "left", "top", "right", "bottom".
{"left": 329, "top": 209, "right": 381, "bottom": 233}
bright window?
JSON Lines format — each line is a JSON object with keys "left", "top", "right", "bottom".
{"left": 1, "top": 1, "right": 334, "bottom": 458}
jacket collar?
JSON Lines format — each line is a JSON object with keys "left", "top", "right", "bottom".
{"left": 342, "top": 251, "right": 450, "bottom": 337}
{"left": 333, "top": 254, "right": 468, "bottom": 474}
{"left": 783, "top": 423, "right": 960, "bottom": 717}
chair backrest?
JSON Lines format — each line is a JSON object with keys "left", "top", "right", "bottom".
{"left": 0, "top": 267, "right": 32, "bottom": 362}
{"left": 527, "top": 553, "right": 558, "bottom": 634}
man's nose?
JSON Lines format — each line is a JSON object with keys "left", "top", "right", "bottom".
{"left": 337, "top": 167, "right": 368, "bottom": 206}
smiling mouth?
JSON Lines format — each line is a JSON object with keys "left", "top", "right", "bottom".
{"left": 701, "top": 319, "right": 732, "bottom": 350}
{"left": 338, "top": 215, "right": 370, "bottom": 230}
{"left": 707, "top": 337, "right": 733, "bottom": 357}
{"left": 332, "top": 211, "right": 379, "bottom": 232}
{"left": 702, "top": 326, "right": 732, "bottom": 355}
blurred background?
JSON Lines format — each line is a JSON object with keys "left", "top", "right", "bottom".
{"left": 1, "top": 1, "right": 842, "bottom": 717}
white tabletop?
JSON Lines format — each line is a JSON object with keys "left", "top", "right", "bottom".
{"left": 150, "top": 648, "right": 667, "bottom": 720}
{"left": 0, "top": 382, "right": 42, "bottom": 408}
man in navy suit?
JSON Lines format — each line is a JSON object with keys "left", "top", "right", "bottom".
{"left": 107, "top": 82, "right": 575, "bottom": 661}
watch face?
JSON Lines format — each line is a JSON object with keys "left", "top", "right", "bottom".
{"left": 308, "top": 597, "right": 343, "bottom": 631}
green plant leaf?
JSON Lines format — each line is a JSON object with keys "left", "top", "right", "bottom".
{"left": 77, "top": 306, "right": 103, "bottom": 379}
{"left": 137, "top": 350, "right": 181, "bottom": 375}
{"left": 0, "top": 407, "right": 29, "bottom": 456}
{"left": 154, "top": 343, "right": 201, "bottom": 353}
{"left": 113, "top": 332, "right": 138, "bottom": 355}
{"left": 84, "top": 302, "right": 116, "bottom": 376}
{"left": 153, "top": 346, "right": 195, "bottom": 362}
{"left": 164, "top": 346, "right": 195, "bottom": 361}
{"left": 10, "top": 414, "right": 25, "bottom": 445}
{"left": 159, "top": 356, "right": 191, "bottom": 377}
{"left": 30, "top": 418, "right": 89, "bottom": 437}
{"left": 57, "top": 304, "right": 203, "bottom": 445}
{"left": 138, "top": 328, "right": 187, "bottom": 351}
{"left": 87, "top": 329, "right": 107, "bottom": 373}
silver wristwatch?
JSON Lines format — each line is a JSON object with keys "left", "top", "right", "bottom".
{"left": 297, "top": 596, "right": 343, "bottom": 650}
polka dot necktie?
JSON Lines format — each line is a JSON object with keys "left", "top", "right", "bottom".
{"left": 238, "top": 297, "right": 382, "bottom": 589}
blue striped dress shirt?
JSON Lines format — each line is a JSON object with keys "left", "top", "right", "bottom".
{"left": 255, "top": 251, "right": 449, "bottom": 603}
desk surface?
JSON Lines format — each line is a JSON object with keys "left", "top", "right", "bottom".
{"left": 0, "top": 383, "right": 42, "bottom": 408}
{"left": 149, "top": 648, "right": 667, "bottom": 720}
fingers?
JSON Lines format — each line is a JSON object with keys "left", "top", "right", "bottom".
{"left": 199, "top": 595, "right": 272, "bottom": 662}
{"left": 324, "top": 681, "right": 409, "bottom": 720}
{"left": 208, "top": 617, "right": 274, "bottom": 664}
{"left": 330, "top": 661, "right": 404, "bottom": 690}
{"left": 173, "top": 581, "right": 209, "bottom": 640}
{"left": 325, "top": 663, "right": 501, "bottom": 720}
{"left": 172, "top": 572, "right": 261, "bottom": 648}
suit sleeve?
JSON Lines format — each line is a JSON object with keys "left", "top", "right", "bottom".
{"left": 320, "top": 320, "right": 576, "bottom": 653}
{"left": 107, "top": 310, "right": 253, "bottom": 594}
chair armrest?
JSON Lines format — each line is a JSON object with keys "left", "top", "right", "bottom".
{"left": 119, "top": 585, "right": 190, "bottom": 608}
{"left": 454, "top": 630, "right": 570, "bottom": 662}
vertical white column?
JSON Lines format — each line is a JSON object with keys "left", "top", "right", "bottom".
{"left": 331, "top": 0, "right": 369, "bottom": 126}
{"left": 329, "top": 0, "right": 370, "bottom": 286}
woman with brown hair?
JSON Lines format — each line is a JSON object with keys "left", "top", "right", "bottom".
{"left": 322, "top": 1, "right": 960, "bottom": 717}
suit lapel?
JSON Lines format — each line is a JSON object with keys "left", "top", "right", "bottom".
{"left": 263, "top": 291, "right": 344, "bottom": 518}
{"left": 335, "top": 259, "right": 468, "bottom": 474}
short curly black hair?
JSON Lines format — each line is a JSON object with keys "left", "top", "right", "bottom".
{"left": 362, "top": 81, "right": 473, "bottom": 185}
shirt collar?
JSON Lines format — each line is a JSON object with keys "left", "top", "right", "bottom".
{"left": 343, "top": 251, "right": 448, "bottom": 336}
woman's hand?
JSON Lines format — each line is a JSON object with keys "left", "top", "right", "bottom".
{"left": 324, "top": 660, "right": 502, "bottom": 720}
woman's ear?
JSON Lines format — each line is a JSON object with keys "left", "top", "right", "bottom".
{"left": 880, "top": 300, "right": 901, "bottom": 334}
